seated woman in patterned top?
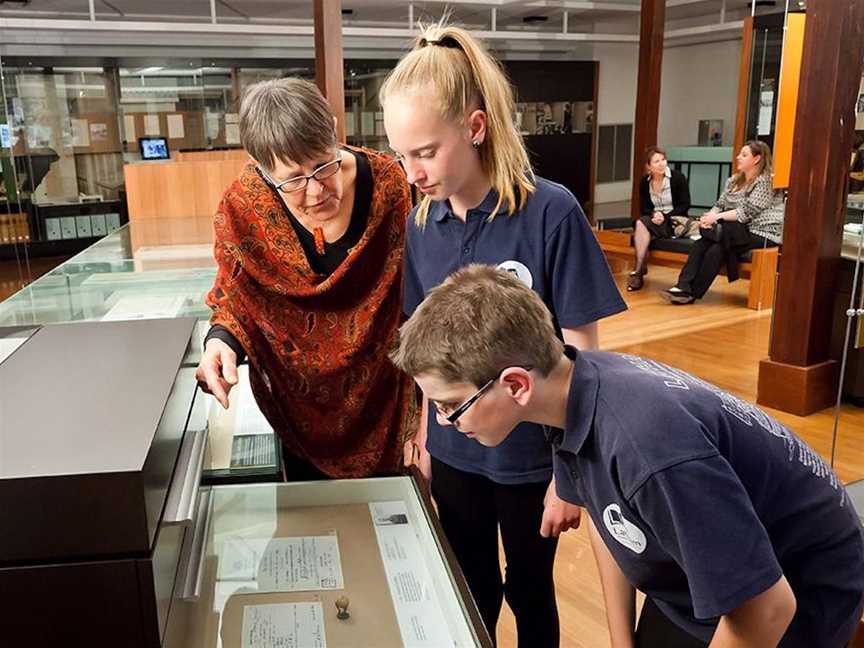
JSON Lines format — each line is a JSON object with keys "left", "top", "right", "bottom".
{"left": 195, "top": 78, "right": 417, "bottom": 480}
{"left": 628, "top": 146, "right": 692, "bottom": 291}
{"left": 663, "top": 140, "right": 784, "bottom": 305}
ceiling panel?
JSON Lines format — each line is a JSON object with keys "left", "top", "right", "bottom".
{"left": 0, "top": 0, "right": 763, "bottom": 49}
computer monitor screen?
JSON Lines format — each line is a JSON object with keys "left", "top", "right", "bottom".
{"left": 139, "top": 137, "right": 169, "bottom": 160}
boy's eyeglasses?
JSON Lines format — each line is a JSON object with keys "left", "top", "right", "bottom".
{"left": 258, "top": 151, "right": 342, "bottom": 194}
{"left": 437, "top": 366, "right": 533, "bottom": 425}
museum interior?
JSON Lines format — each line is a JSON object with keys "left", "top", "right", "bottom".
{"left": 2, "top": 1, "right": 864, "bottom": 647}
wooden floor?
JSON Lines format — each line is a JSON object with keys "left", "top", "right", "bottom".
{"left": 495, "top": 262, "right": 864, "bottom": 648}
{"left": 0, "top": 254, "right": 70, "bottom": 302}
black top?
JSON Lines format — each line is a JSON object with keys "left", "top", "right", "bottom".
{"left": 206, "top": 148, "right": 373, "bottom": 360}
{"left": 282, "top": 149, "right": 372, "bottom": 275}
{"left": 638, "top": 168, "right": 691, "bottom": 217}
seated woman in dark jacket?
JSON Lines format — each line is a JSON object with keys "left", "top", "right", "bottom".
{"left": 662, "top": 140, "right": 784, "bottom": 305}
{"left": 628, "top": 146, "right": 692, "bottom": 291}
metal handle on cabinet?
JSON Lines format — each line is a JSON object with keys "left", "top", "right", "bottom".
{"left": 164, "top": 427, "right": 208, "bottom": 526}
{"left": 179, "top": 488, "right": 212, "bottom": 601}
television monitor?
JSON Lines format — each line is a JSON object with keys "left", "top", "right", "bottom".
{"left": 139, "top": 137, "right": 169, "bottom": 160}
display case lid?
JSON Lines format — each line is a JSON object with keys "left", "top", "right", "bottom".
{"left": 0, "top": 318, "right": 198, "bottom": 565}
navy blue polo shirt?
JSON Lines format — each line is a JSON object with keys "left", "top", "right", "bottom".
{"left": 403, "top": 178, "right": 626, "bottom": 484}
{"left": 552, "top": 347, "right": 864, "bottom": 646}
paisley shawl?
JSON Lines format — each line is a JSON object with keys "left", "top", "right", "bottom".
{"left": 206, "top": 146, "right": 416, "bottom": 478}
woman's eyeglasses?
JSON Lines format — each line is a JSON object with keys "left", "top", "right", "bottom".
{"left": 259, "top": 151, "right": 342, "bottom": 194}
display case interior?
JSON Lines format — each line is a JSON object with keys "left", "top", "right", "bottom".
{"left": 166, "top": 477, "right": 492, "bottom": 648}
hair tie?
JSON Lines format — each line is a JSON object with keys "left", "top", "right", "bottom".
{"left": 421, "top": 34, "right": 460, "bottom": 49}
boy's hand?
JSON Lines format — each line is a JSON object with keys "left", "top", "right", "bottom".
{"left": 540, "top": 478, "right": 581, "bottom": 537}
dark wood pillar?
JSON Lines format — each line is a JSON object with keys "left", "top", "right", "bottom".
{"left": 630, "top": 0, "right": 665, "bottom": 219}
{"left": 757, "top": 0, "right": 864, "bottom": 416}
{"left": 314, "top": 0, "right": 346, "bottom": 143}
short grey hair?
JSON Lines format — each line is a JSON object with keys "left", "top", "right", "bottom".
{"left": 239, "top": 77, "right": 337, "bottom": 171}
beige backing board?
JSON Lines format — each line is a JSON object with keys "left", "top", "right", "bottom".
{"left": 186, "top": 503, "right": 406, "bottom": 648}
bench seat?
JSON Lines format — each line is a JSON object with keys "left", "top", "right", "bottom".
{"left": 594, "top": 227, "right": 779, "bottom": 310}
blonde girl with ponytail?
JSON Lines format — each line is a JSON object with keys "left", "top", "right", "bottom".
{"left": 382, "top": 20, "right": 626, "bottom": 647}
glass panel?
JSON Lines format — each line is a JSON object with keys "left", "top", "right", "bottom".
{"left": 832, "top": 149, "right": 864, "bottom": 488}
{"left": 4, "top": 65, "right": 124, "bottom": 202}
{"left": 236, "top": 65, "right": 314, "bottom": 95}
{"left": 203, "top": 365, "right": 283, "bottom": 479}
{"left": 119, "top": 63, "right": 223, "bottom": 154}
{"left": 0, "top": 218, "right": 215, "bottom": 327}
{"left": 166, "top": 478, "right": 487, "bottom": 647}
{"left": 344, "top": 62, "right": 393, "bottom": 154}
{"left": 827, "top": 38, "right": 864, "bottom": 500}
{"left": 0, "top": 61, "right": 126, "bottom": 267}
{"left": 744, "top": 13, "right": 785, "bottom": 150}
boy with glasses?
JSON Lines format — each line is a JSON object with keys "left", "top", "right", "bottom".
{"left": 390, "top": 264, "right": 864, "bottom": 648}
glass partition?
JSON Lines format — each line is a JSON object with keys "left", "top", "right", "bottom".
{"left": 831, "top": 117, "right": 864, "bottom": 490}
{"left": 119, "top": 64, "right": 235, "bottom": 155}
{"left": 344, "top": 61, "right": 393, "bottom": 153}
{"left": 0, "top": 219, "right": 214, "bottom": 327}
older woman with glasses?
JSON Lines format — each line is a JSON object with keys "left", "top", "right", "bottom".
{"left": 196, "top": 77, "right": 417, "bottom": 480}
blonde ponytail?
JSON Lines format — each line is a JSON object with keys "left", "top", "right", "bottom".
{"left": 380, "top": 20, "right": 536, "bottom": 227}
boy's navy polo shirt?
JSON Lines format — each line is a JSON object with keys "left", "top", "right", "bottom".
{"left": 552, "top": 347, "right": 864, "bottom": 646}
{"left": 403, "top": 178, "right": 626, "bottom": 484}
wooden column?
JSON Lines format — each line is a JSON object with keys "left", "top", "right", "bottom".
{"left": 732, "top": 16, "right": 754, "bottom": 159}
{"left": 757, "top": 0, "right": 864, "bottom": 416}
{"left": 630, "top": 0, "right": 665, "bottom": 219}
{"left": 314, "top": 0, "right": 346, "bottom": 143}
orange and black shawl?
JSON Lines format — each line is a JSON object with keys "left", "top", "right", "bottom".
{"left": 206, "top": 147, "right": 416, "bottom": 478}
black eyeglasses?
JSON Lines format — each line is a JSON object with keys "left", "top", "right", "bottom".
{"left": 437, "top": 366, "right": 533, "bottom": 425}
{"left": 258, "top": 151, "right": 342, "bottom": 194}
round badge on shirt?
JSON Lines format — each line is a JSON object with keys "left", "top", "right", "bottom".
{"left": 496, "top": 260, "right": 533, "bottom": 289}
{"left": 603, "top": 504, "right": 648, "bottom": 554}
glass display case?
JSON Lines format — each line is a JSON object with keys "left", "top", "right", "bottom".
{"left": 0, "top": 218, "right": 280, "bottom": 483}
{"left": 165, "top": 477, "right": 491, "bottom": 648}
{"left": 2, "top": 318, "right": 483, "bottom": 647}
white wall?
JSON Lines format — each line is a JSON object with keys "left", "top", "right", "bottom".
{"left": 658, "top": 39, "right": 742, "bottom": 147}
{"left": 593, "top": 42, "right": 638, "bottom": 204}
{"left": 592, "top": 38, "right": 741, "bottom": 205}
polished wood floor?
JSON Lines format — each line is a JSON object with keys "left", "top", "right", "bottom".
{"left": 0, "top": 254, "right": 70, "bottom": 302}
{"left": 495, "top": 262, "right": 864, "bottom": 648}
